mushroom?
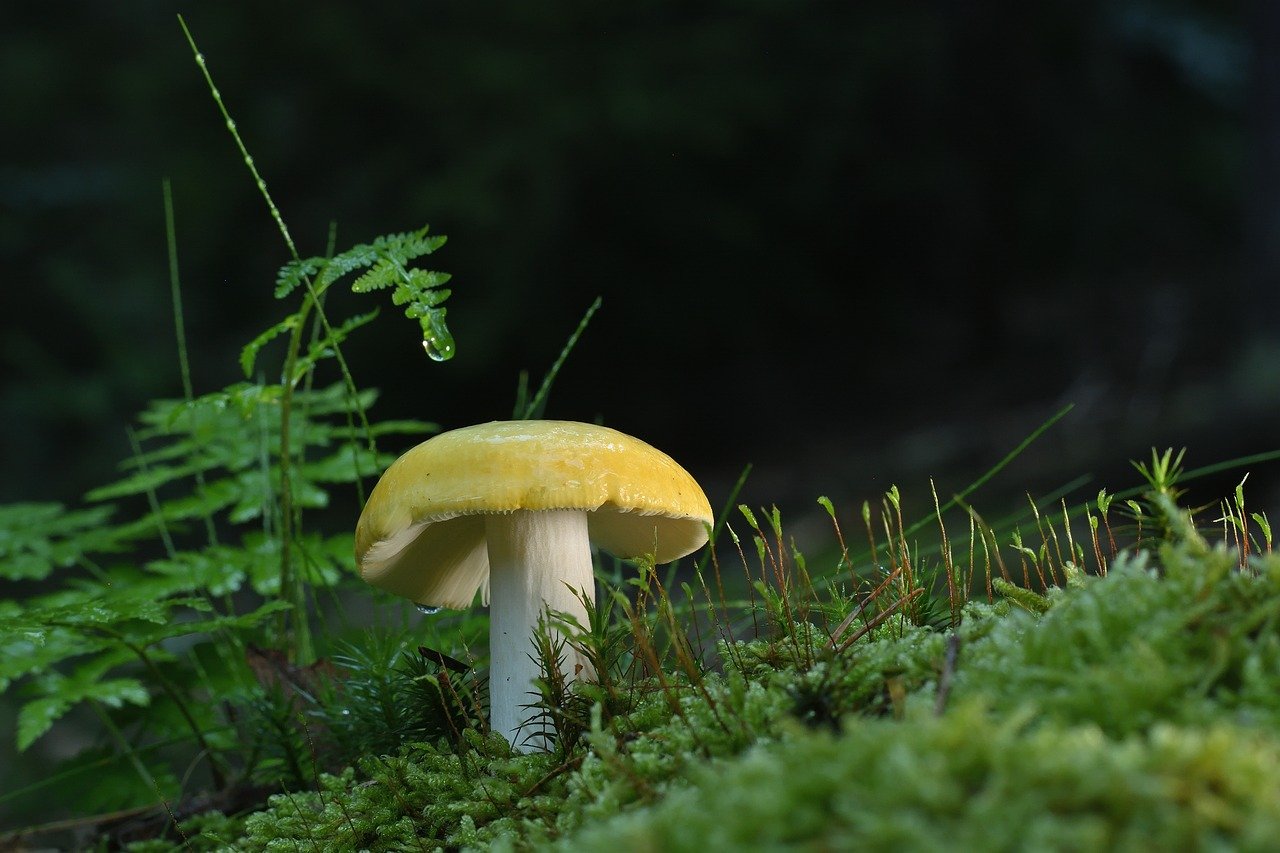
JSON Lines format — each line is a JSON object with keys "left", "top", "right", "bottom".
{"left": 354, "top": 420, "right": 713, "bottom": 752}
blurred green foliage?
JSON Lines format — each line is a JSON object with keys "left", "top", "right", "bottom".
{"left": 2, "top": 1, "right": 1264, "bottom": 515}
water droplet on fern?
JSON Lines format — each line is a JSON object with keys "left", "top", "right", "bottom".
{"left": 422, "top": 338, "right": 454, "bottom": 362}
{"left": 420, "top": 310, "right": 456, "bottom": 361}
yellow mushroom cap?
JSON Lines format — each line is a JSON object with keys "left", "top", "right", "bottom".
{"left": 355, "top": 420, "right": 714, "bottom": 607}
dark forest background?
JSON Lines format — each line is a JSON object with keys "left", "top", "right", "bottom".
{"left": 4, "top": 1, "right": 1279, "bottom": 550}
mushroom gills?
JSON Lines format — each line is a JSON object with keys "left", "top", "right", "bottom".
{"left": 360, "top": 515, "right": 490, "bottom": 608}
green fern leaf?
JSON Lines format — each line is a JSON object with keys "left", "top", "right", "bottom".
{"left": 18, "top": 676, "right": 150, "bottom": 751}
{"left": 17, "top": 695, "right": 71, "bottom": 751}
{"left": 330, "top": 419, "right": 438, "bottom": 439}
{"left": 274, "top": 257, "right": 324, "bottom": 299}
{"left": 349, "top": 259, "right": 398, "bottom": 293}
{"left": 316, "top": 247, "right": 379, "bottom": 290}
{"left": 291, "top": 382, "right": 379, "bottom": 416}
{"left": 0, "top": 503, "right": 118, "bottom": 581}
{"left": 237, "top": 531, "right": 347, "bottom": 593}
{"left": 26, "top": 594, "right": 170, "bottom": 630}
{"left": 84, "top": 462, "right": 203, "bottom": 503}
{"left": 16, "top": 646, "right": 149, "bottom": 750}
{"left": 145, "top": 546, "right": 250, "bottom": 597}
{"left": 0, "top": 626, "right": 110, "bottom": 694}
{"left": 300, "top": 443, "right": 388, "bottom": 484}
{"left": 327, "top": 226, "right": 455, "bottom": 359}
{"left": 153, "top": 478, "right": 241, "bottom": 524}
{"left": 289, "top": 309, "right": 379, "bottom": 382}
{"left": 166, "top": 383, "right": 286, "bottom": 428}
{"left": 241, "top": 312, "right": 302, "bottom": 377}
{"left": 391, "top": 270, "right": 451, "bottom": 304}
{"left": 278, "top": 226, "right": 445, "bottom": 302}
{"left": 124, "top": 599, "right": 291, "bottom": 647}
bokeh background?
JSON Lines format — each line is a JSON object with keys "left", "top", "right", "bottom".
{"left": 4, "top": 1, "right": 1279, "bottom": 557}
{"left": 4, "top": 1, "right": 1280, "bottom": 832}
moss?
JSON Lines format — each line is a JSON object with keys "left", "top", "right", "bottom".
{"left": 172, "top": 541, "right": 1280, "bottom": 852}
{"left": 558, "top": 706, "right": 1280, "bottom": 852}
{"left": 949, "top": 547, "right": 1280, "bottom": 735}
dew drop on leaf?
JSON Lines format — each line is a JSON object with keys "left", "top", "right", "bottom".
{"left": 421, "top": 311, "right": 455, "bottom": 361}
{"left": 422, "top": 337, "right": 454, "bottom": 362}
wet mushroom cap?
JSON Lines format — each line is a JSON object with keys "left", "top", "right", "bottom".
{"left": 355, "top": 420, "right": 714, "bottom": 607}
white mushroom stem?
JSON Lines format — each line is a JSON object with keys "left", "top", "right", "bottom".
{"left": 486, "top": 509, "right": 596, "bottom": 753}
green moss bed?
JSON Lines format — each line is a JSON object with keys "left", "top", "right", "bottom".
{"left": 125, "top": 524, "right": 1280, "bottom": 852}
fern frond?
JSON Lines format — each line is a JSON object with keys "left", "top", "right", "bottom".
{"left": 299, "top": 442, "right": 391, "bottom": 484}
{"left": 19, "top": 674, "right": 150, "bottom": 751}
{"left": 124, "top": 600, "right": 292, "bottom": 648}
{"left": 241, "top": 312, "right": 303, "bottom": 377}
{"left": 275, "top": 226, "right": 446, "bottom": 299}
{"left": 330, "top": 419, "right": 438, "bottom": 439}
{"left": 272, "top": 227, "right": 456, "bottom": 362}
{"left": 164, "top": 383, "right": 286, "bottom": 427}
{"left": 289, "top": 309, "right": 379, "bottom": 383}
{"left": 0, "top": 616, "right": 112, "bottom": 695}
{"left": 339, "top": 227, "right": 455, "bottom": 359}
{"left": 274, "top": 258, "right": 324, "bottom": 300}
{"left": 0, "top": 503, "right": 118, "bottom": 581}
{"left": 84, "top": 462, "right": 205, "bottom": 504}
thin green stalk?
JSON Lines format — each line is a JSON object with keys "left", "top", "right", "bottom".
{"left": 89, "top": 700, "right": 186, "bottom": 842}
{"left": 0, "top": 725, "right": 230, "bottom": 808}
{"left": 126, "top": 427, "right": 176, "bottom": 559}
{"left": 179, "top": 16, "right": 374, "bottom": 661}
{"left": 278, "top": 298, "right": 316, "bottom": 661}
{"left": 178, "top": 17, "right": 296, "bottom": 258}
{"left": 163, "top": 179, "right": 219, "bottom": 548}
{"left": 900, "top": 403, "right": 1074, "bottom": 545}
{"left": 52, "top": 618, "right": 232, "bottom": 790}
{"left": 517, "top": 296, "right": 602, "bottom": 419}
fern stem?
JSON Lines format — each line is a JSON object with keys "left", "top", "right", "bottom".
{"left": 120, "top": 636, "right": 231, "bottom": 790}
{"left": 277, "top": 300, "right": 311, "bottom": 662}
{"left": 51, "top": 616, "right": 234, "bottom": 791}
